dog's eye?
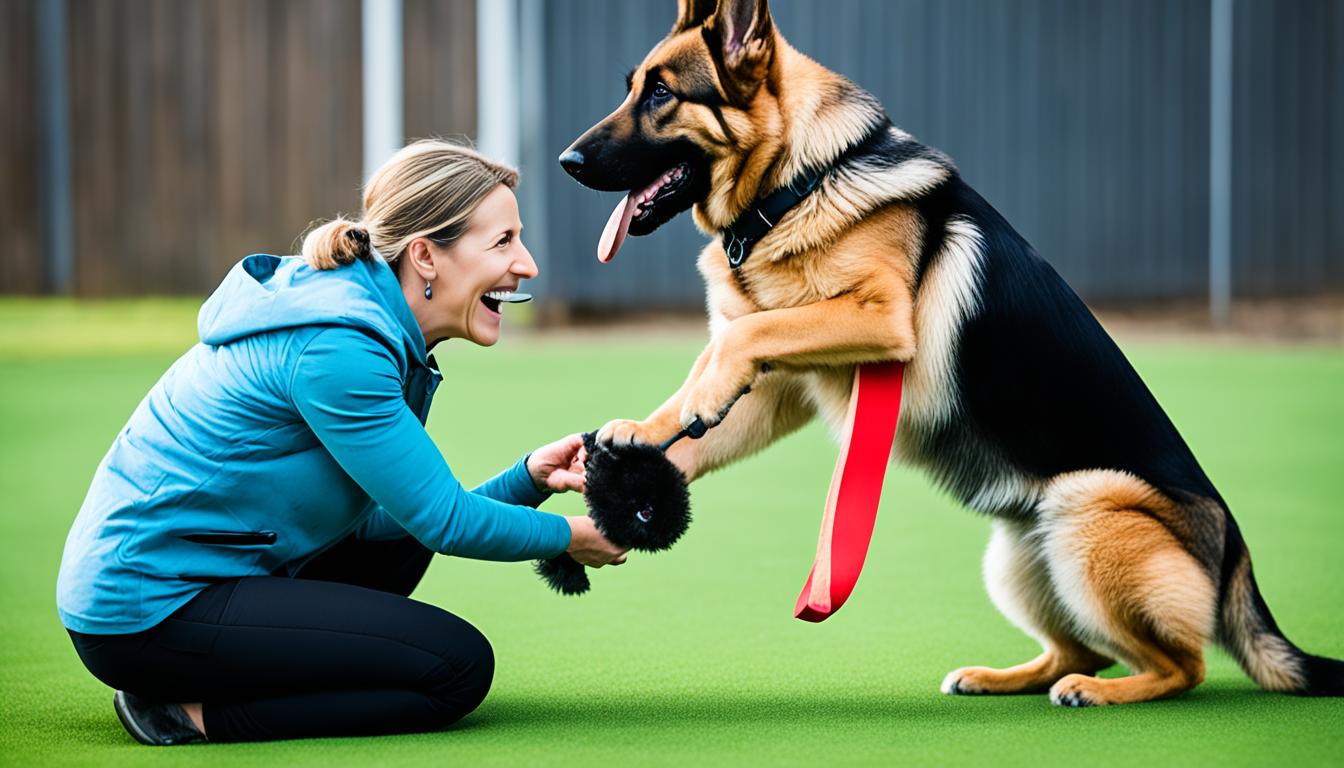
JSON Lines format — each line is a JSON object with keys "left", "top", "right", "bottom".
{"left": 650, "top": 83, "right": 673, "bottom": 102}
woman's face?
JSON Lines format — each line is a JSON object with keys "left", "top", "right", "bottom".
{"left": 418, "top": 185, "right": 537, "bottom": 347}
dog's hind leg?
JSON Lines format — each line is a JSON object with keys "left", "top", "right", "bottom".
{"left": 1039, "top": 471, "right": 1215, "bottom": 706}
{"left": 943, "top": 520, "right": 1112, "bottom": 696}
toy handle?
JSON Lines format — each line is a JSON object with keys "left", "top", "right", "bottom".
{"left": 658, "top": 419, "right": 706, "bottom": 451}
{"left": 658, "top": 365, "right": 771, "bottom": 452}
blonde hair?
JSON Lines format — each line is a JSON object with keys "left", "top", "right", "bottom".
{"left": 302, "top": 139, "right": 519, "bottom": 270}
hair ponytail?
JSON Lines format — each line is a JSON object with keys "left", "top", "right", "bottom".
{"left": 301, "top": 217, "right": 373, "bottom": 270}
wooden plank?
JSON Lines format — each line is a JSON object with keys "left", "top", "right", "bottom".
{"left": 0, "top": 0, "right": 43, "bottom": 293}
{"left": 404, "top": 0, "right": 476, "bottom": 143}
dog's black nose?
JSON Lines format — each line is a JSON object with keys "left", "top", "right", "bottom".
{"left": 558, "top": 149, "right": 585, "bottom": 176}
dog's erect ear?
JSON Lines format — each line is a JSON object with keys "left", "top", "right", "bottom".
{"left": 672, "top": 0, "right": 717, "bottom": 33}
{"left": 704, "top": 0, "right": 775, "bottom": 104}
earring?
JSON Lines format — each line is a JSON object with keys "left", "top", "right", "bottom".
{"left": 424, "top": 281, "right": 433, "bottom": 300}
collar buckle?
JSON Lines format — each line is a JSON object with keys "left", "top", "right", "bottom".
{"left": 725, "top": 235, "right": 749, "bottom": 268}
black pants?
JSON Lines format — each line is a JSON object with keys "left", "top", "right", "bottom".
{"left": 67, "top": 536, "right": 494, "bottom": 743}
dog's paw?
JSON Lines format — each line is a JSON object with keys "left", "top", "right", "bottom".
{"left": 596, "top": 419, "right": 661, "bottom": 447}
{"left": 1049, "top": 674, "right": 1102, "bottom": 708}
{"left": 941, "top": 668, "right": 991, "bottom": 695}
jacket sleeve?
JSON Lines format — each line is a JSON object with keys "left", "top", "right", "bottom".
{"left": 473, "top": 454, "right": 552, "bottom": 507}
{"left": 289, "top": 327, "right": 571, "bottom": 560}
{"left": 358, "top": 457, "right": 550, "bottom": 542}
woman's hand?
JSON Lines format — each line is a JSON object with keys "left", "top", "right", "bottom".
{"left": 527, "top": 433, "right": 588, "bottom": 494}
{"left": 565, "top": 516, "right": 628, "bottom": 567}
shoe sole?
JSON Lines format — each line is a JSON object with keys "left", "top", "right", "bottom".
{"left": 113, "top": 690, "right": 159, "bottom": 746}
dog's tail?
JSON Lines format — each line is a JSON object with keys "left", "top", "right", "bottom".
{"left": 1216, "top": 514, "right": 1344, "bottom": 695}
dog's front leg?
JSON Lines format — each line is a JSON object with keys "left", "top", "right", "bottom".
{"left": 597, "top": 343, "right": 716, "bottom": 447}
{"left": 597, "top": 338, "right": 816, "bottom": 481}
{"left": 679, "top": 292, "right": 915, "bottom": 432}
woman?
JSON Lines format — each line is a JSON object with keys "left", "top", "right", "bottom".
{"left": 56, "top": 141, "right": 626, "bottom": 745}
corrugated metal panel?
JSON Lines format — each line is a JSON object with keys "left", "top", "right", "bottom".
{"left": 539, "top": 0, "right": 711, "bottom": 311}
{"left": 1231, "top": 0, "right": 1344, "bottom": 296}
{"left": 531, "top": 0, "right": 1341, "bottom": 312}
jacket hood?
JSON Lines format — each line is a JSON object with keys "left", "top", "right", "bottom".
{"left": 197, "top": 254, "right": 427, "bottom": 365}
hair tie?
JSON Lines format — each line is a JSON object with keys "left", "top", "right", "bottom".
{"left": 344, "top": 225, "right": 373, "bottom": 261}
{"left": 345, "top": 226, "right": 370, "bottom": 247}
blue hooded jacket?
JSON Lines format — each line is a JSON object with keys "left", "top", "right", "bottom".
{"left": 57, "top": 254, "right": 572, "bottom": 634}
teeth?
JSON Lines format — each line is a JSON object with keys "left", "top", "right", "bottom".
{"left": 484, "top": 290, "right": 533, "bottom": 303}
{"left": 633, "top": 166, "right": 687, "bottom": 211}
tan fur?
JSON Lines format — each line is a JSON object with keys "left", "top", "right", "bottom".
{"left": 938, "top": 470, "right": 1222, "bottom": 707}
{"left": 588, "top": 0, "right": 1253, "bottom": 707}
{"left": 1221, "top": 552, "right": 1306, "bottom": 691}
{"left": 942, "top": 520, "right": 1112, "bottom": 695}
{"left": 1033, "top": 471, "right": 1215, "bottom": 705}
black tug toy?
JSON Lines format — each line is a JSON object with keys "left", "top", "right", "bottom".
{"left": 533, "top": 421, "right": 707, "bottom": 595}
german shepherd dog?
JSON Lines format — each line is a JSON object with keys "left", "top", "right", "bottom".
{"left": 559, "top": 0, "right": 1342, "bottom": 706}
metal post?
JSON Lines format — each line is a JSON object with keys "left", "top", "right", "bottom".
{"left": 517, "top": 0, "right": 550, "bottom": 320}
{"left": 37, "top": 0, "right": 74, "bottom": 294}
{"left": 363, "top": 0, "right": 404, "bottom": 185}
{"left": 476, "top": 0, "right": 520, "bottom": 169}
{"left": 1209, "top": 0, "right": 1233, "bottom": 327}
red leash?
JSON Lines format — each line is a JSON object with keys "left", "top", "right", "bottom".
{"left": 794, "top": 362, "right": 904, "bottom": 622}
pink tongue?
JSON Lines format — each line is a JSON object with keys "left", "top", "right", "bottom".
{"left": 597, "top": 193, "right": 639, "bottom": 263}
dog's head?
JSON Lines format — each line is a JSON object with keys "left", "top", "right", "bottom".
{"left": 559, "top": 0, "right": 782, "bottom": 261}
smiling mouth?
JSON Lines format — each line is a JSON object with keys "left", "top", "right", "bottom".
{"left": 480, "top": 290, "right": 532, "bottom": 315}
{"left": 597, "top": 162, "right": 699, "bottom": 263}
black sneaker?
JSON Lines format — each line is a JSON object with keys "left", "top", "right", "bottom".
{"left": 113, "top": 690, "right": 206, "bottom": 746}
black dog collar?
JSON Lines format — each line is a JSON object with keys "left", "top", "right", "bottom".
{"left": 720, "top": 121, "right": 890, "bottom": 269}
{"left": 721, "top": 169, "right": 825, "bottom": 268}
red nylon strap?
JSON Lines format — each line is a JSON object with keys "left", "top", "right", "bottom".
{"left": 794, "top": 361, "right": 904, "bottom": 622}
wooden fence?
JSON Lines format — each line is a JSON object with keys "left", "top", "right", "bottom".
{"left": 0, "top": 0, "right": 475, "bottom": 296}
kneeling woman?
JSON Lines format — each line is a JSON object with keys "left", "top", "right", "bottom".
{"left": 57, "top": 141, "right": 625, "bottom": 744}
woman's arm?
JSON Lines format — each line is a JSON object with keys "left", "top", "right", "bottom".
{"left": 289, "top": 327, "right": 570, "bottom": 561}
{"left": 474, "top": 434, "right": 588, "bottom": 504}
{"left": 472, "top": 455, "right": 550, "bottom": 507}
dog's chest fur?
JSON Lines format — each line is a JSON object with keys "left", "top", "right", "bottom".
{"left": 695, "top": 206, "right": 1032, "bottom": 517}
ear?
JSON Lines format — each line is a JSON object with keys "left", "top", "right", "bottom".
{"left": 672, "top": 0, "right": 717, "bottom": 33}
{"left": 704, "top": 0, "right": 775, "bottom": 104}
{"left": 403, "top": 237, "right": 438, "bottom": 283}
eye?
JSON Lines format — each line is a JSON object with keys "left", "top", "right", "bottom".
{"left": 495, "top": 233, "right": 513, "bottom": 248}
{"left": 649, "top": 82, "right": 673, "bottom": 102}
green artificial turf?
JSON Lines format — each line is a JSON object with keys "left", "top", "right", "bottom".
{"left": 1, "top": 299, "right": 1341, "bottom": 766}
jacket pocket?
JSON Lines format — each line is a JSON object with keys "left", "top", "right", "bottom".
{"left": 179, "top": 531, "right": 278, "bottom": 546}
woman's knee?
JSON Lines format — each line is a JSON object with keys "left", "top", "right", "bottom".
{"left": 425, "top": 621, "right": 495, "bottom": 723}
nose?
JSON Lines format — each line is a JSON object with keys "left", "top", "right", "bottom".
{"left": 558, "top": 149, "right": 585, "bottom": 178}
{"left": 514, "top": 240, "right": 539, "bottom": 279}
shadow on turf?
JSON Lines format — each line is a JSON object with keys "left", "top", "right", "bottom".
{"left": 65, "top": 682, "right": 1315, "bottom": 749}
{"left": 471, "top": 681, "right": 1293, "bottom": 731}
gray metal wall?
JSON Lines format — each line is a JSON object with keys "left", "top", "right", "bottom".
{"left": 1231, "top": 0, "right": 1344, "bottom": 296}
{"left": 529, "top": 0, "right": 1343, "bottom": 312}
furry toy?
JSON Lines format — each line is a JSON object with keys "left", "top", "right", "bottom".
{"left": 535, "top": 431, "right": 692, "bottom": 595}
